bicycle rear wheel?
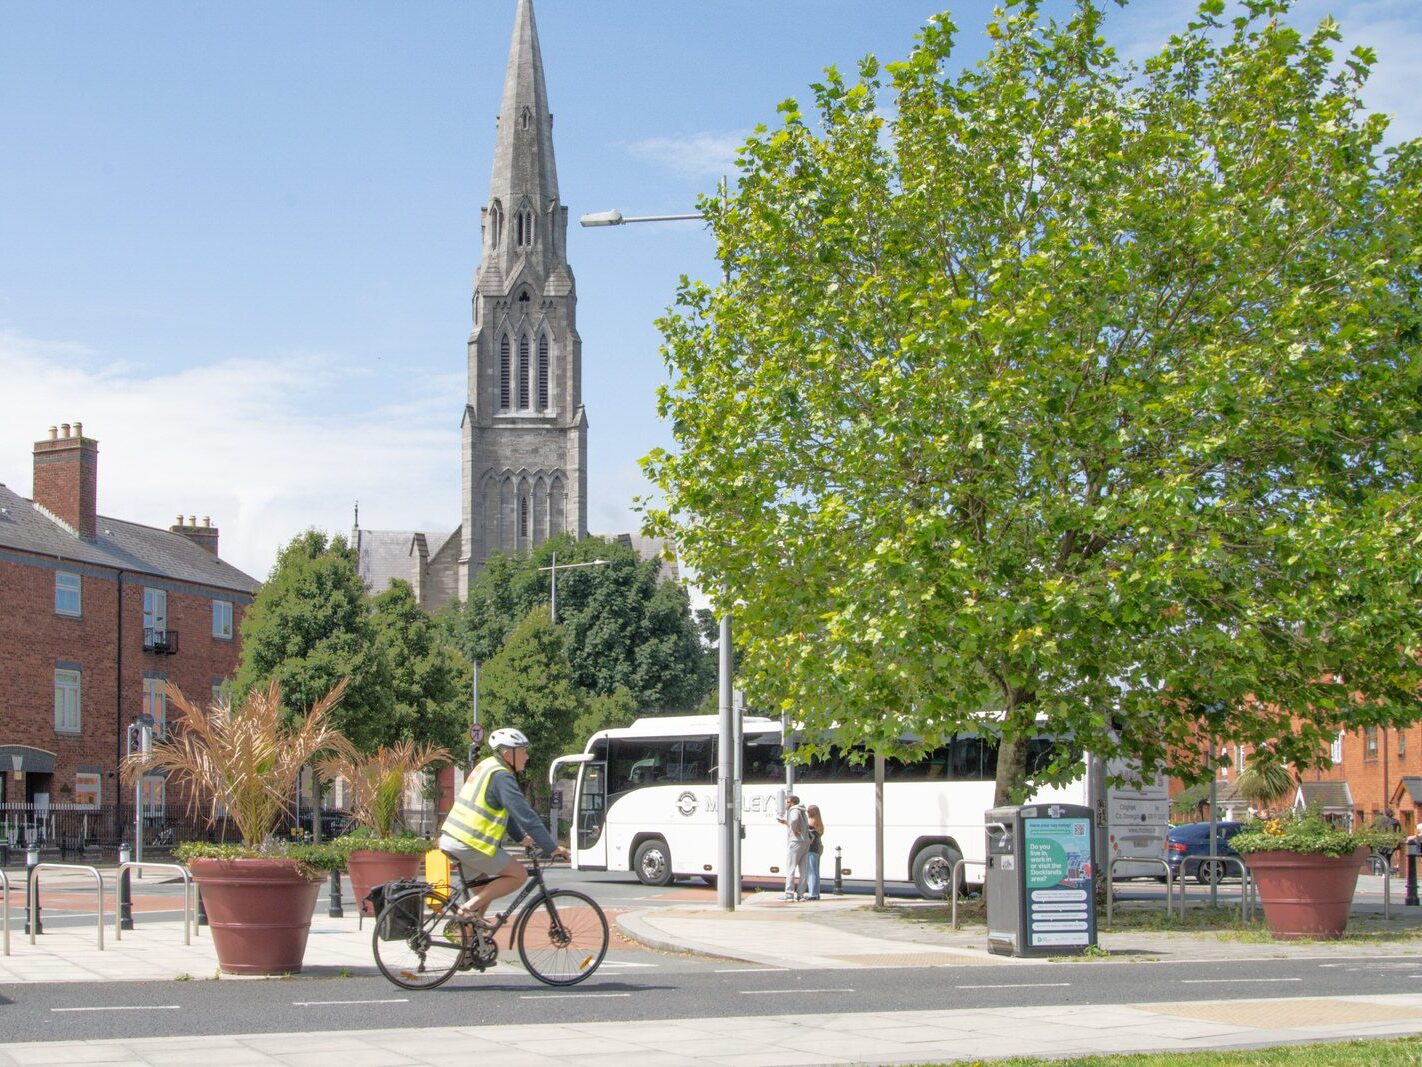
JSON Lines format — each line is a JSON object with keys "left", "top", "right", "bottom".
{"left": 517, "top": 889, "right": 609, "bottom": 987}
{"left": 372, "top": 888, "right": 465, "bottom": 991}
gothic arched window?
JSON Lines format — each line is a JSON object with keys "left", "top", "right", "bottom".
{"left": 489, "top": 202, "right": 503, "bottom": 250}
{"left": 520, "top": 106, "right": 532, "bottom": 130}
{"left": 499, "top": 335, "right": 511, "bottom": 410}
{"left": 519, "top": 491, "right": 530, "bottom": 542}
{"left": 537, "top": 334, "right": 550, "bottom": 411}
{"left": 514, "top": 208, "right": 535, "bottom": 248}
{"left": 518, "top": 335, "right": 531, "bottom": 409}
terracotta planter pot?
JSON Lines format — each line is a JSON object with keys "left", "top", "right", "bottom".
{"left": 347, "top": 849, "right": 424, "bottom": 916}
{"left": 189, "top": 857, "right": 323, "bottom": 974}
{"left": 1244, "top": 847, "right": 1367, "bottom": 940}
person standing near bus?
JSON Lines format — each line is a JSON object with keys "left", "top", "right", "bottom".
{"left": 779, "top": 794, "right": 811, "bottom": 900}
{"left": 804, "top": 804, "right": 825, "bottom": 900}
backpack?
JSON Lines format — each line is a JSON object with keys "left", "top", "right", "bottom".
{"left": 366, "top": 879, "right": 428, "bottom": 941}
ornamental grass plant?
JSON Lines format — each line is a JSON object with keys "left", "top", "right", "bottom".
{"left": 318, "top": 740, "right": 451, "bottom": 852}
{"left": 123, "top": 678, "right": 349, "bottom": 855}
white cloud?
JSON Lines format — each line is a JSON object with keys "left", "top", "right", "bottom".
{"left": 0, "top": 328, "right": 461, "bottom": 583}
{"left": 623, "top": 131, "right": 748, "bottom": 179}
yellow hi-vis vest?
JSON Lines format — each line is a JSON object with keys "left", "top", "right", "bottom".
{"left": 442, "top": 756, "right": 511, "bottom": 856}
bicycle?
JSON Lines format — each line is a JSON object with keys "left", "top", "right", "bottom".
{"left": 371, "top": 848, "right": 608, "bottom": 991}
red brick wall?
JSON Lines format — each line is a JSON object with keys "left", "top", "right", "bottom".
{"left": 0, "top": 553, "right": 248, "bottom": 810}
{"left": 31, "top": 435, "right": 98, "bottom": 539}
{"left": 1300, "top": 724, "right": 1422, "bottom": 833}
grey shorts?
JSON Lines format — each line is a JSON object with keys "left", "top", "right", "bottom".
{"left": 439, "top": 835, "right": 512, "bottom": 883}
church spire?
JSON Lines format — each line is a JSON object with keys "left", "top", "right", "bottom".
{"left": 493, "top": 0, "right": 557, "bottom": 203}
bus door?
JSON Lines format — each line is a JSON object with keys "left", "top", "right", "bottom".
{"left": 575, "top": 761, "right": 609, "bottom": 869}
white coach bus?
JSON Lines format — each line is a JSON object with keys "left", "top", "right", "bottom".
{"left": 551, "top": 715, "right": 1167, "bottom": 898}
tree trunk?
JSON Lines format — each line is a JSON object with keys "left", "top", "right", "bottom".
{"left": 993, "top": 688, "right": 1037, "bottom": 807}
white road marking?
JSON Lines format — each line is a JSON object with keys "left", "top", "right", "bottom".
{"left": 52, "top": 1005, "right": 181, "bottom": 1013}
{"left": 597, "top": 960, "right": 659, "bottom": 968}
{"left": 292, "top": 998, "right": 409, "bottom": 1007}
{"left": 955, "top": 983, "right": 1071, "bottom": 990}
{"left": 740, "top": 988, "right": 854, "bottom": 995}
{"left": 519, "top": 992, "right": 632, "bottom": 1000}
{"left": 1179, "top": 978, "right": 1302, "bottom": 984}
{"left": 717, "top": 967, "right": 790, "bottom": 974}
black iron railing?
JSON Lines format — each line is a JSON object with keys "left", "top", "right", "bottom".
{"left": 142, "top": 627, "right": 179, "bottom": 654}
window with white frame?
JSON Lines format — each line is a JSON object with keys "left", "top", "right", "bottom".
{"left": 74, "top": 772, "right": 101, "bottom": 809}
{"left": 55, "top": 571, "right": 81, "bottom": 616}
{"left": 1331, "top": 731, "right": 1344, "bottom": 764}
{"left": 143, "top": 587, "right": 167, "bottom": 632}
{"left": 211, "top": 679, "right": 232, "bottom": 710}
{"left": 143, "top": 677, "right": 167, "bottom": 736}
{"left": 212, "top": 599, "right": 233, "bottom": 639}
{"left": 141, "top": 775, "right": 166, "bottom": 816}
{"left": 54, "top": 668, "right": 81, "bottom": 732}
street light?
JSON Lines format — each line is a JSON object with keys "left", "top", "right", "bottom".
{"left": 580, "top": 186, "right": 744, "bottom": 912}
{"left": 538, "top": 553, "right": 610, "bottom": 624}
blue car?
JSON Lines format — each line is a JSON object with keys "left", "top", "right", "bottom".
{"left": 1166, "top": 821, "right": 1246, "bottom": 884}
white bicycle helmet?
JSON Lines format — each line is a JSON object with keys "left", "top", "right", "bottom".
{"left": 488, "top": 727, "right": 530, "bottom": 751}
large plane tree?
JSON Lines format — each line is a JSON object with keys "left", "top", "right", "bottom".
{"left": 644, "top": 0, "right": 1422, "bottom": 803}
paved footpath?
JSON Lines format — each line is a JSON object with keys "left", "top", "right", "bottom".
{"left": 0, "top": 996, "right": 1420, "bottom": 1065}
{"left": 3, "top": 870, "right": 1421, "bottom": 1064}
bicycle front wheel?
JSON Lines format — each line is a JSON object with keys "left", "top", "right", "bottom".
{"left": 517, "top": 889, "right": 609, "bottom": 986}
{"left": 372, "top": 888, "right": 465, "bottom": 992}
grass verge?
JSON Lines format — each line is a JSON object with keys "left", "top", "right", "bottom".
{"left": 933, "top": 1035, "right": 1422, "bottom": 1065}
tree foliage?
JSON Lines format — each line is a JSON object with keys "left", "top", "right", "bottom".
{"left": 369, "top": 580, "right": 471, "bottom": 755}
{"left": 236, "top": 532, "right": 471, "bottom": 753}
{"left": 235, "top": 531, "right": 391, "bottom": 750}
{"left": 645, "top": 0, "right": 1422, "bottom": 804}
{"left": 455, "top": 534, "right": 714, "bottom": 715}
{"left": 476, "top": 606, "right": 584, "bottom": 796}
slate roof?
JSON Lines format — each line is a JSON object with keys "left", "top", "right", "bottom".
{"left": 354, "top": 527, "right": 455, "bottom": 596}
{"left": 0, "top": 483, "right": 259, "bottom": 594}
{"left": 1394, "top": 777, "right": 1422, "bottom": 804}
{"left": 1295, "top": 780, "right": 1354, "bottom": 811}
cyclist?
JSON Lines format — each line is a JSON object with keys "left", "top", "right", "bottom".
{"left": 439, "top": 727, "right": 568, "bottom": 927}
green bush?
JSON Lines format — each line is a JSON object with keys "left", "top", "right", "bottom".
{"left": 1230, "top": 810, "right": 1402, "bottom": 858}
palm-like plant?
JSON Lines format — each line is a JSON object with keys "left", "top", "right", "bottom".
{"left": 124, "top": 679, "right": 348, "bottom": 849}
{"left": 318, "top": 740, "right": 451, "bottom": 839}
{"left": 1236, "top": 755, "right": 1295, "bottom": 813}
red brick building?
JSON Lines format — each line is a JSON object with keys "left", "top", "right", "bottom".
{"left": 0, "top": 423, "right": 258, "bottom": 833}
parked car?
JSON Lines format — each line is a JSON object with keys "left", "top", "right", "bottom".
{"left": 1165, "top": 821, "right": 1246, "bottom": 884}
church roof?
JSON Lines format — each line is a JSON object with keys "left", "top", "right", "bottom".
{"left": 353, "top": 527, "right": 452, "bottom": 596}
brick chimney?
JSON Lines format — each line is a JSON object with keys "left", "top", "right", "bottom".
{"left": 171, "top": 514, "right": 220, "bottom": 555}
{"left": 32, "top": 422, "right": 99, "bottom": 539}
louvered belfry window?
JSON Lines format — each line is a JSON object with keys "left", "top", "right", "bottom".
{"left": 518, "top": 335, "right": 531, "bottom": 408}
{"left": 537, "top": 334, "right": 549, "bottom": 410}
{"left": 499, "top": 335, "right": 512, "bottom": 410}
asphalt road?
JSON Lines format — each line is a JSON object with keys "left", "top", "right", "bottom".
{"left": 4, "top": 953, "right": 1422, "bottom": 1044}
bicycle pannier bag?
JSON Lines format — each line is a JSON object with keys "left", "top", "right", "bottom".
{"left": 369, "top": 879, "right": 427, "bottom": 941}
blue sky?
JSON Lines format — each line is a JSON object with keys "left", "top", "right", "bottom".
{"left": 2, "top": 0, "right": 1418, "bottom": 584}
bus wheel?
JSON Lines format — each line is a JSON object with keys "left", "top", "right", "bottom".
{"left": 912, "top": 843, "right": 963, "bottom": 900}
{"left": 634, "top": 838, "right": 674, "bottom": 887}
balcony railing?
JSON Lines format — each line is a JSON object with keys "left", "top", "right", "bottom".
{"left": 143, "top": 627, "right": 179, "bottom": 654}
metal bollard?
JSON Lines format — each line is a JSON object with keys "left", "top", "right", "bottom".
{"left": 328, "top": 869, "right": 344, "bottom": 918}
{"left": 833, "top": 846, "right": 843, "bottom": 895}
{"left": 118, "top": 844, "right": 134, "bottom": 930}
{"left": 1406, "top": 842, "right": 1419, "bottom": 908}
{"left": 24, "top": 846, "right": 41, "bottom": 935}
{"left": 196, "top": 886, "right": 208, "bottom": 927}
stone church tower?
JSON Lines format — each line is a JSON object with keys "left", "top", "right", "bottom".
{"left": 458, "top": 0, "right": 587, "bottom": 595}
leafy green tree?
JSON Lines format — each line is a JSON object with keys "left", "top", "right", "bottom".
{"left": 369, "top": 580, "right": 471, "bottom": 754}
{"left": 456, "top": 534, "right": 714, "bottom": 714}
{"left": 477, "top": 607, "right": 584, "bottom": 798}
{"left": 235, "top": 530, "right": 391, "bottom": 750}
{"left": 573, "top": 685, "right": 638, "bottom": 752}
{"left": 645, "top": 0, "right": 1422, "bottom": 803}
